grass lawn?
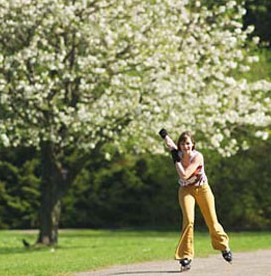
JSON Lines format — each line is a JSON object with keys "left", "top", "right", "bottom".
{"left": 0, "top": 229, "right": 271, "bottom": 276}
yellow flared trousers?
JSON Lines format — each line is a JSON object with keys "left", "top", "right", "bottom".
{"left": 175, "top": 183, "right": 229, "bottom": 260}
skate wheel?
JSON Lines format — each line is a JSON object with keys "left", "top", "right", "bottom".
{"left": 180, "top": 265, "right": 191, "bottom": 272}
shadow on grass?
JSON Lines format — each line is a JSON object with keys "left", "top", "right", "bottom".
{"left": 0, "top": 246, "right": 45, "bottom": 255}
{"left": 0, "top": 243, "right": 101, "bottom": 255}
{"left": 0, "top": 247, "right": 27, "bottom": 254}
{"left": 0, "top": 242, "right": 61, "bottom": 255}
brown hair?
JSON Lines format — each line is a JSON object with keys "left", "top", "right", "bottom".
{"left": 177, "top": 131, "right": 195, "bottom": 151}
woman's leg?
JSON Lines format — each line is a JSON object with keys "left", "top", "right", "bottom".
{"left": 196, "top": 184, "right": 230, "bottom": 251}
{"left": 175, "top": 186, "right": 196, "bottom": 260}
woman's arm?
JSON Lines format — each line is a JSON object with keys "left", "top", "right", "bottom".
{"left": 175, "top": 153, "right": 203, "bottom": 180}
{"left": 164, "top": 135, "right": 177, "bottom": 151}
{"left": 159, "top": 128, "right": 177, "bottom": 150}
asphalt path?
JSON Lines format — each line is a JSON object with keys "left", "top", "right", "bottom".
{"left": 75, "top": 249, "right": 271, "bottom": 276}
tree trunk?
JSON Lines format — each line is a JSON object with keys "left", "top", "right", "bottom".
{"left": 36, "top": 141, "right": 66, "bottom": 245}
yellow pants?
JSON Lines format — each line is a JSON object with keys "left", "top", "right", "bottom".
{"left": 175, "top": 183, "right": 229, "bottom": 260}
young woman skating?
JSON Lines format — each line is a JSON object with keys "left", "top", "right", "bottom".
{"left": 159, "top": 129, "right": 232, "bottom": 271}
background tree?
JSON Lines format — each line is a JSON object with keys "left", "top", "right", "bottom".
{"left": 0, "top": 0, "right": 271, "bottom": 244}
{"left": 0, "top": 147, "right": 40, "bottom": 229}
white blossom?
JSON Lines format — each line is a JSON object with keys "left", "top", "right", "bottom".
{"left": 0, "top": 0, "right": 270, "bottom": 156}
{"left": 252, "top": 36, "right": 260, "bottom": 45}
{"left": 255, "top": 131, "right": 269, "bottom": 140}
{"left": 0, "top": 134, "right": 10, "bottom": 147}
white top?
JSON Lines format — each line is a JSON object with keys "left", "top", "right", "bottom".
{"left": 178, "top": 150, "right": 208, "bottom": 187}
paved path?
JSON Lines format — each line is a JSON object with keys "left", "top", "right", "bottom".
{"left": 75, "top": 250, "right": 271, "bottom": 276}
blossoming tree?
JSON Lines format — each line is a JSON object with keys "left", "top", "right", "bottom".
{"left": 0, "top": 0, "right": 270, "bottom": 244}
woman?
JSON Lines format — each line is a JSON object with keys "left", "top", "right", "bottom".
{"left": 159, "top": 129, "right": 232, "bottom": 271}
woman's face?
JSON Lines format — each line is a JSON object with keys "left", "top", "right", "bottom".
{"left": 179, "top": 137, "right": 194, "bottom": 154}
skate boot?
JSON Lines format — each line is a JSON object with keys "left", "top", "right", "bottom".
{"left": 222, "top": 249, "right": 232, "bottom": 263}
{"left": 179, "top": 258, "right": 192, "bottom": 272}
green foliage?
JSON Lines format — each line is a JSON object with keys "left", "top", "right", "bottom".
{"left": 1, "top": 139, "right": 271, "bottom": 231}
{"left": 61, "top": 142, "right": 271, "bottom": 231}
{"left": 236, "top": 48, "right": 271, "bottom": 81}
{"left": 61, "top": 154, "right": 180, "bottom": 228}
{"left": 0, "top": 148, "right": 40, "bottom": 229}
{"left": 204, "top": 138, "right": 271, "bottom": 230}
{"left": 244, "top": 0, "right": 271, "bottom": 46}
